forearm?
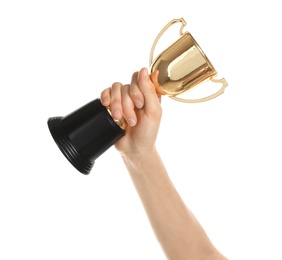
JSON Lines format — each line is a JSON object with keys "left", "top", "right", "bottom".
{"left": 122, "top": 148, "right": 226, "bottom": 260}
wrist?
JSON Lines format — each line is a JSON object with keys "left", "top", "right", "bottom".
{"left": 121, "top": 146, "right": 159, "bottom": 171}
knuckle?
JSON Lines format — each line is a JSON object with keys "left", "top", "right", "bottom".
{"left": 111, "top": 82, "right": 122, "bottom": 90}
{"left": 130, "top": 91, "right": 141, "bottom": 99}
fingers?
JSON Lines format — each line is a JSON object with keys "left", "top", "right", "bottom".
{"left": 121, "top": 85, "right": 137, "bottom": 126}
{"left": 101, "top": 82, "right": 122, "bottom": 120}
{"left": 130, "top": 72, "right": 145, "bottom": 109}
{"left": 101, "top": 82, "right": 137, "bottom": 126}
{"left": 100, "top": 87, "right": 111, "bottom": 107}
{"left": 137, "top": 68, "right": 161, "bottom": 114}
{"left": 100, "top": 67, "right": 161, "bottom": 125}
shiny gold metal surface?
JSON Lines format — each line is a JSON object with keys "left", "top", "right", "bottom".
{"left": 150, "top": 18, "right": 228, "bottom": 103}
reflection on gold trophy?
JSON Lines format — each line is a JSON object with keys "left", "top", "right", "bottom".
{"left": 150, "top": 17, "right": 228, "bottom": 103}
{"left": 47, "top": 18, "right": 228, "bottom": 175}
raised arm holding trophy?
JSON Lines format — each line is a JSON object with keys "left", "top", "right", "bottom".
{"left": 47, "top": 18, "right": 228, "bottom": 175}
{"left": 47, "top": 17, "right": 229, "bottom": 260}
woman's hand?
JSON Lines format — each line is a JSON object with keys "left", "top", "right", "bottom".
{"left": 100, "top": 68, "right": 161, "bottom": 159}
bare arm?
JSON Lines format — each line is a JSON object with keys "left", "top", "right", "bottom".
{"left": 100, "top": 68, "right": 227, "bottom": 260}
{"left": 123, "top": 148, "right": 227, "bottom": 260}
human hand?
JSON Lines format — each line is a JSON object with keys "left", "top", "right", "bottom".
{"left": 100, "top": 67, "right": 162, "bottom": 159}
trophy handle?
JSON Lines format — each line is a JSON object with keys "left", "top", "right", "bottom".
{"left": 169, "top": 77, "right": 228, "bottom": 103}
{"left": 149, "top": 18, "right": 187, "bottom": 67}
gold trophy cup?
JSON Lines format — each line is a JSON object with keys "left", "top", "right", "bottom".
{"left": 150, "top": 18, "right": 228, "bottom": 102}
{"left": 47, "top": 18, "right": 228, "bottom": 175}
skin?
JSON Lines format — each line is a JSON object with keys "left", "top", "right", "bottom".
{"left": 100, "top": 67, "right": 228, "bottom": 260}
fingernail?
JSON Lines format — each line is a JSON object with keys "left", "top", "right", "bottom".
{"left": 142, "top": 67, "right": 149, "bottom": 79}
{"left": 135, "top": 100, "right": 143, "bottom": 109}
{"left": 127, "top": 118, "right": 136, "bottom": 126}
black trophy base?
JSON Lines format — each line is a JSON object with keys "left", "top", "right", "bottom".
{"left": 47, "top": 98, "right": 125, "bottom": 175}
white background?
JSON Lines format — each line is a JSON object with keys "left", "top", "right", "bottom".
{"left": 1, "top": 1, "right": 281, "bottom": 259}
